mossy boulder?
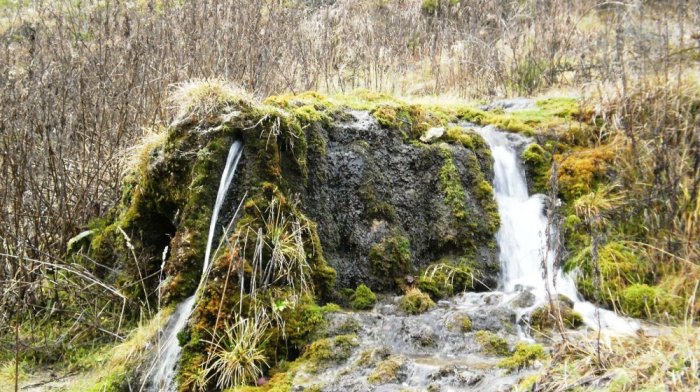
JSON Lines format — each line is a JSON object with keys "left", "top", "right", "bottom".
{"left": 302, "top": 334, "right": 359, "bottom": 372}
{"left": 529, "top": 298, "right": 584, "bottom": 332}
{"left": 368, "top": 356, "right": 405, "bottom": 384}
{"left": 475, "top": 330, "right": 510, "bottom": 356}
{"left": 301, "top": 110, "right": 500, "bottom": 292}
{"left": 498, "top": 343, "right": 548, "bottom": 372}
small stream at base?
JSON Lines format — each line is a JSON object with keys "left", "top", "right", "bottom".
{"left": 145, "top": 140, "right": 243, "bottom": 391}
{"left": 474, "top": 125, "right": 638, "bottom": 335}
{"left": 282, "top": 119, "right": 641, "bottom": 392}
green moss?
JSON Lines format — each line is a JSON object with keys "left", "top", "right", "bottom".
{"left": 400, "top": 288, "right": 435, "bottom": 315}
{"left": 556, "top": 145, "right": 614, "bottom": 201}
{"left": 358, "top": 174, "right": 396, "bottom": 222}
{"left": 448, "top": 314, "right": 472, "bottom": 332}
{"left": 443, "top": 126, "right": 476, "bottom": 149}
{"left": 498, "top": 343, "right": 548, "bottom": 372}
{"left": 439, "top": 147, "right": 469, "bottom": 220}
{"left": 336, "top": 318, "right": 361, "bottom": 335}
{"left": 530, "top": 302, "right": 584, "bottom": 332}
{"left": 293, "top": 104, "right": 331, "bottom": 125}
{"left": 302, "top": 334, "right": 359, "bottom": 372}
{"left": 475, "top": 180, "right": 494, "bottom": 202}
{"left": 456, "top": 97, "right": 587, "bottom": 136}
{"left": 521, "top": 143, "right": 551, "bottom": 194}
{"left": 369, "top": 230, "right": 412, "bottom": 286}
{"left": 372, "top": 103, "right": 446, "bottom": 140}
{"left": 368, "top": 356, "right": 404, "bottom": 384}
{"left": 565, "top": 241, "right": 657, "bottom": 316}
{"left": 535, "top": 97, "right": 580, "bottom": 119}
{"left": 475, "top": 330, "right": 509, "bottom": 356}
{"left": 418, "top": 260, "right": 476, "bottom": 300}
{"left": 351, "top": 284, "right": 377, "bottom": 310}
{"left": 620, "top": 284, "right": 683, "bottom": 319}
{"left": 517, "top": 375, "right": 540, "bottom": 391}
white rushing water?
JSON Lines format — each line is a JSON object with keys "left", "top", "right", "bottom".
{"left": 474, "top": 125, "right": 638, "bottom": 335}
{"left": 148, "top": 140, "right": 243, "bottom": 391}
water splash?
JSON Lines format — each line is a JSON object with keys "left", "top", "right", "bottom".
{"left": 474, "top": 125, "right": 638, "bottom": 335}
{"left": 148, "top": 296, "right": 196, "bottom": 391}
{"left": 147, "top": 140, "right": 243, "bottom": 391}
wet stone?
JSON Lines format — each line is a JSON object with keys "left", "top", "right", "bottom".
{"left": 508, "top": 290, "right": 536, "bottom": 308}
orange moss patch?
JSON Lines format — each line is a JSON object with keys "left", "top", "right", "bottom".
{"left": 555, "top": 145, "right": 614, "bottom": 200}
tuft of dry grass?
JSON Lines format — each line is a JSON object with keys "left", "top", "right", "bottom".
{"left": 204, "top": 311, "right": 270, "bottom": 389}
{"left": 535, "top": 326, "right": 700, "bottom": 391}
{"left": 168, "top": 79, "right": 253, "bottom": 124}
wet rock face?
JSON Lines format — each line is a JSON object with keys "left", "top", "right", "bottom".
{"left": 296, "top": 111, "right": 499, "bottom": 292}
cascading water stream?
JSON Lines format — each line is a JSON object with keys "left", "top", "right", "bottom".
{"left": 474, "top": 125, "right": 638, "bottom": 335}
{"left": 147, "top": 140, "right": 243, "bottom": 391}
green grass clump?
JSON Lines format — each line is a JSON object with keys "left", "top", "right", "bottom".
{"left": 351, "top": 284, "right": 377, "bottom": 310}
{"left": 418, "top": 260, "right": 476, "bottom": 300}
{"left": 475, "top": 330, "right": 509, "bottom": 356}
{"left": 498, "top": 343, "right": 548, "bottom": 372}
{"left": 400, "top": 288, "right": 435, "bottom": 315}
{"left": 368, "top": 356, "right": 404, "bottom": 384}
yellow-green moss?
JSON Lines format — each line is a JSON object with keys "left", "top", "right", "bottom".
{"left": 475, "top": 330, "right": 509, "bottom": 356}
{"left": 619, "top": 284, "right": 684, "bottom": 319}
{"left": 556, "top": 145, "right": 614, "bottom": 200}
{"left": 372, "top": 103, "right": 446, "bottom": 140}
{"left": 417, "top": 259, "right": 476, "bottom": 300}
{"left": 369, "top": 230, "right": 412, "bottom": 287}
{"left": 447, "top": 314, "right": 473, "bottom": 333}
{"left": 351, "top": 284, "right": 377, "bottom": 310}
{"left": 530, "top": 302, "right": 584, "bottom": 332}
{"left": 498, "top": 343, "right": 548, "bottom": 372}
{"left": 439, "top": 147, "right": 469, "bottom": 220}
{"left": 521, "top": 143, "right": 551, "bottom": 194}
{"left": 400, "top": 288, "right": 435, "bottom": 315}
{"left": 566, "top": 241, "right": 654, "bottom": 314}
{"left": 358, "top": 175, "right": 396, "bottom": 222}
{"left": 456, "top": 97, "right": 587, "bottom": 137}
{"left": 302, "top": 334, "right": 359, "bottom": 372}
{"left": 368, "top": 356, "right": 404, "bottom": 384}
{"left": 443, "top": 125, "right": 477, "bottom": 149}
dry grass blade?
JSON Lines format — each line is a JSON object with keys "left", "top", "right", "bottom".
{"left": 203, "top": 311, "right": 270, "bottom": 389}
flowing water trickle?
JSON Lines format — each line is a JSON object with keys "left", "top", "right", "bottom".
{"left": 148, "top": 140, "right": 243, "bottom": 391}
{"left": 474, "top": 125, "right": 638, "bottom": 335}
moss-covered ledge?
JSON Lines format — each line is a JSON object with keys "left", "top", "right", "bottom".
{"left": 77, "top": 83, "right": 537, "bottom": 390}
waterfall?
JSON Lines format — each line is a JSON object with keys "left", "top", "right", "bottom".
{"left": 474, "top": 125, "right": 638, "bottom": 335}
{"left": 147, "top": 140, "right": 243, "bottom": 391}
